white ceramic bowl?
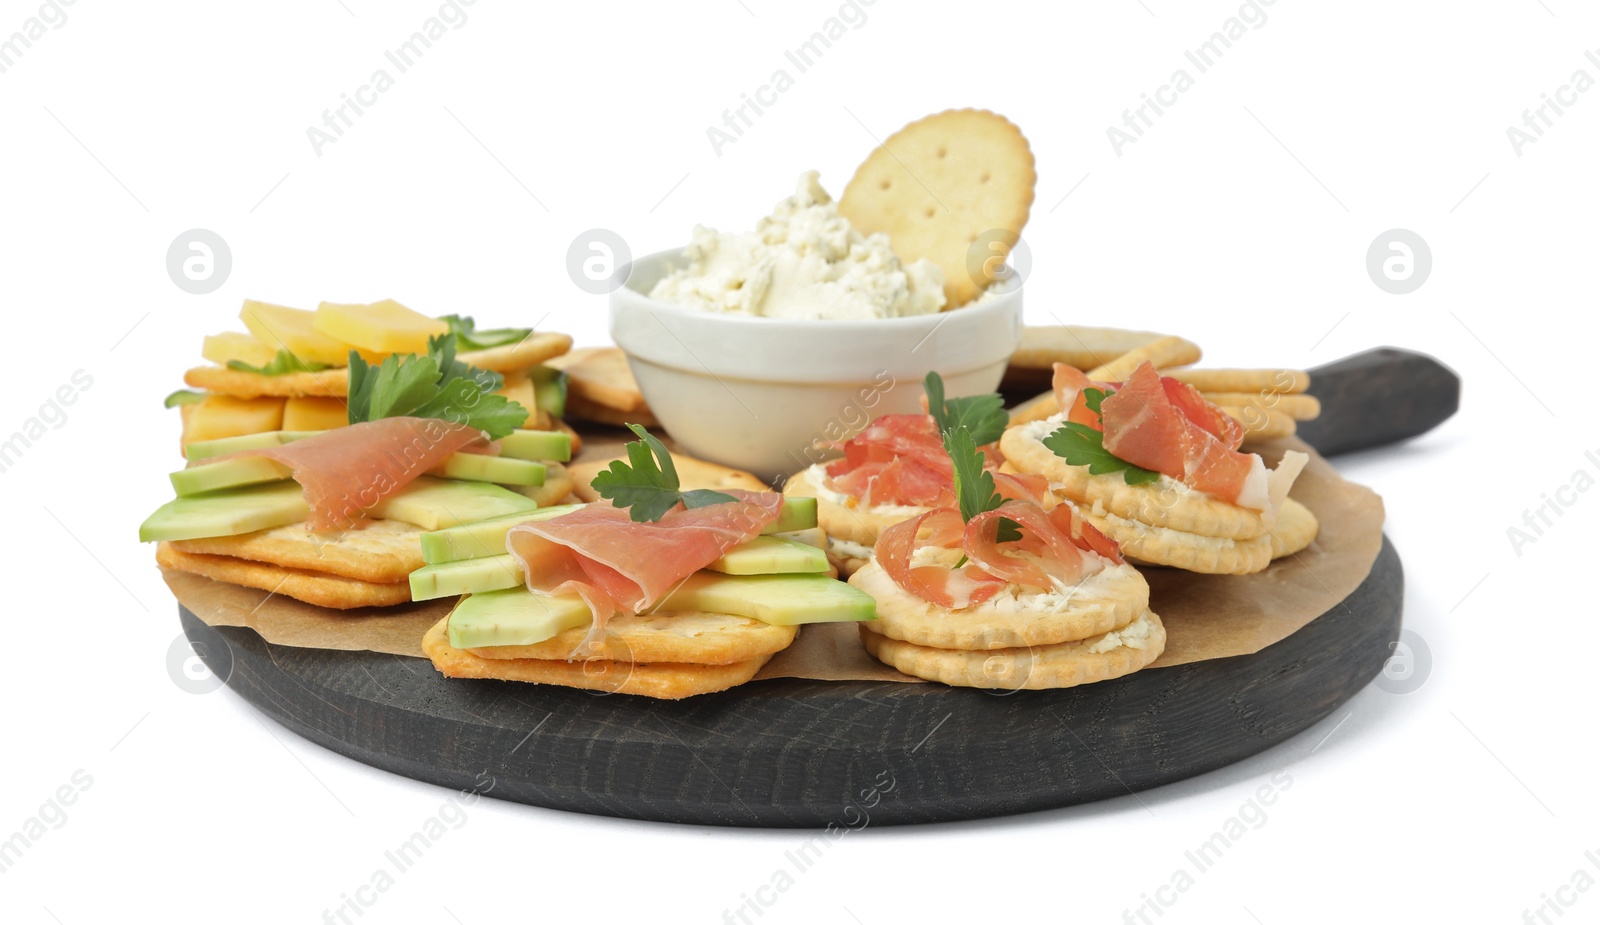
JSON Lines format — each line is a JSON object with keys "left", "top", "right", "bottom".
{"left": 610, "top": 249, "right": 1025, "bottom": 484}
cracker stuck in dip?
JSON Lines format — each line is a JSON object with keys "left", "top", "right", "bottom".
{"left": 648, "top": 172, "right": 946, "bottom": 320}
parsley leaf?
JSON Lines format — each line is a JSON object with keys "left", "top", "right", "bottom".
{"left": 440, "top": 314, "right": 533, "bottom": 352}
{"left": 943, "top": 409, "right": 1021, "bottom": 544}
{"left": 345, "top": 340, "right": 528, "bottom": 439}
{"left": 429, "top": 334, "right": 502, "bottom": 393}
{"left": 1043, "top": 387, "right": 1162, "bottom": 485}
{"left": 947, "top": 428, "right": 1000, "bottom": 520}
{"left": 226, "top": 349, "right": 331, "bottom": 376}
{"left": 1041, "top": 421, "right": 1162, "bottom": 485}
{"left": 924, "top": 371, "right": 1008, "bottom": 447}
{"left": 589, "top": 423, "right": 737, "bottom": 522}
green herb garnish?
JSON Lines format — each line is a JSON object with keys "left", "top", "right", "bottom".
{"left": 163, "top": 389, "right": 207, "bottom": 409}
{"left": 440, "top": 314, "right": 533, "bottom": 352}
{"left": 1041, "top": 387, "right": 1161, "bottom": 485}
{"left": 925, "top": 370, "right": 1020, "bottom": 545}
{"left": 345, "top": 336, "right": 525, "bottom": 439}
{"left": 589, "top": 423, "right": 738, "bottom": 522}
{"left": 226, "top": 349, "right": 331, "bottom": 375}
{"left": 924, "top": 371, "right": 1008, "bottom": 447}
{"left": 946, "top": 427, "right": 1021, "bottom": 543}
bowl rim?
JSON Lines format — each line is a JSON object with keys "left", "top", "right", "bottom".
{"left": 614, "top": 247, "right": 1023, "bottom": 329}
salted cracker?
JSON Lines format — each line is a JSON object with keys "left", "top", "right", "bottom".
{"left": 859, "top": 610, "right": 1166, "bottom": 690}
{"left": 1084, "top": 512, "right": 1273, "bottom": 575}
{"left": 422, "top": 618, "right": 772, "bottom": 699}
{"left": 464, "top": 610, "right": 797, "bottom": 665}
{"left": 168, "top": 517, "right": 424, "bottom": 583}
{"left": 839, "top": 109, "right": 1036, "bottom": 307}
{"left": 999, "top": 425, "right": 1271, "bottom": 540}
{"left": 850, "top": 559, "right": 1148, "bottom": 650}
{"left": 155, "top": 543, "right": 411, "bottom": 609}
{"left": 1268, "top": 498, "right": 1319, "bottom": 560}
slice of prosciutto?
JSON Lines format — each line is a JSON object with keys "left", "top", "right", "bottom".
{"left": 1051, "top": 364, "right": 1121, "bottom": 431}
{"left": 874, "top": 508, "right": 1009, "bottom": 609}
{"left": 875, "top": 498, "right": 1121, "bottom": 609}
{"left": 505, "top": 491, "right": 783, "bottom": 654}
{"left": 823, "top": 413, "right": 1046, "bottom": 510}
{"left": 824, "top": 414, "right": 952, "bottom": 508}
{"left": 1099, "top": 362, "right": 1287, "bottom": 511}
{"left": 213, "top": 416, "right": 489, "bottom": 531}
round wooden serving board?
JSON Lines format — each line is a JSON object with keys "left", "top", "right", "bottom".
{"left": 181, "top": 536, "right": 1400, "bottom": 827}
{"left": 176, "top": 348, "right": 1455, "bottom": 827}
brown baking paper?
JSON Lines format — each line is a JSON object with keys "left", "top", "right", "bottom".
{"left": 163, "top": 436, "right": 1384, "bottom": 682}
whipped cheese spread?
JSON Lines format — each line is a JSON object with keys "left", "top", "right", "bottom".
{"left": 1086, "top": 611, "right": 1153, "bottom": 653}
{"left": 857, "top": 553, "right": 1134, "bottom": 616}
{"left": 649, "top": 172, "right": 946, "bottom": 320}
{"left": 826, "top": 536, "right": 876, "bottom": 561}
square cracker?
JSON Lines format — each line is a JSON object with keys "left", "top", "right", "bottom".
{"left": 544, "top": 346, "right": 649, "bottom": 413}
{"left": 168, "top": 518, "right": 425, "bottom": 583}
{"left": 1010, "top": 325, "right": 1170, "bottom": 372}
{"left": 155, "top": 543, "right": 411, "bottom": 609}
{"left": 422, "top": 617, "right": 774, "bottom": 699}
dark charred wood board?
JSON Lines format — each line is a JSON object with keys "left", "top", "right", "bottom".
{"left": 179, "top": 538, "right": 1400, "bottom": 827}
{"left": 176, "top": 347, "right": 1452, "bottom": 827}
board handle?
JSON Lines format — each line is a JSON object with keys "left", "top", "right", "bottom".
{"left": 1295, "top": 347, "right": 1460, "bottom": 457}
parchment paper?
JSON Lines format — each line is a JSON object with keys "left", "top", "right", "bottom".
{"left": 163, "top": 436, "right": 1385, "bottom": 681}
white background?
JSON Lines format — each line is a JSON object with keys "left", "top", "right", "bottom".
{"left": 2, "top": 0, "right": 1595, "bottom": 922}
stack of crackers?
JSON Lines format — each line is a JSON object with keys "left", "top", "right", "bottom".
{"left": 1005, "top": 328, "right": 1322, "bottom": 443}
{"left": 157, "top": 518, "right": 428, "bottom": 609}
{"left": 853, "top": 555, "right": 1165, "bottom": 691}
{"left": 176, "top": 299, "right": 576, "bottom": 451}
{"left": 157, "top": 299, "right": 584, "bottom": 608}
{"left": 544, "top": 346, "right": 660, "bottom": 429}
{"left": 1000, "top": 330, "right": 1321, "bottom": 575}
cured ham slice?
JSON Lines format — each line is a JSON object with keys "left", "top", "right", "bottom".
{"left": 824, "top": 414, "right": 951, "bottom": 507}
{"left": 991, "top": 469, "right": 1051, "bottom": 506}
{"left": 505, "top": 491, "right": 783, "bottom": 652}
{"left": 216, "top": 416, "right": 488, "bottom": 530}
{"left": 1051, "top": 364, "right": 1119, "bottom": 431}
{"left": 1100, "top": 363, "right": 1274, "bottom": 510}
{"left": 963, "top": 502, "right": 1103, "bottom": 590}
{"left": 876, "top": 498, "right": 1121, "bottom": 608}
{"left": 824, "top": 413, "right": 1041, "bottom": 509}
{"left": 875, "top": 509, "right": 1008, "bottom": 609}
